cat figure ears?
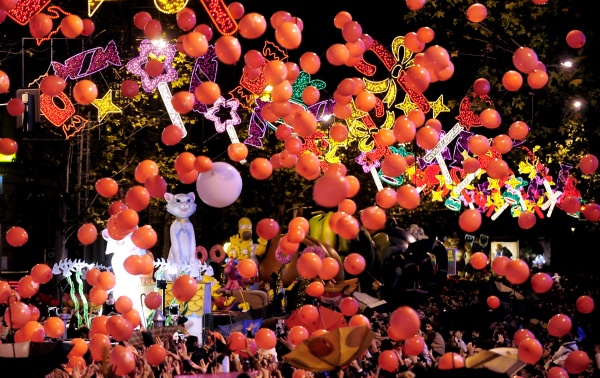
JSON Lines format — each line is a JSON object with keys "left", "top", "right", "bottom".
{"left": 164, "top": 192, "right": 196, "bottom": 202}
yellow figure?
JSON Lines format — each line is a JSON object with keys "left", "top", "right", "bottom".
{"left": 226, "top": 217, "right": 268, "bottom": 260}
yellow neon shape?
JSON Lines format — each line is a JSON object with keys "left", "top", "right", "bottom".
{"left": 91, "top": 90, "right": 122, "bottom": 122}
{"left": 154, "top": 0, "right": 189, "bottom": 14}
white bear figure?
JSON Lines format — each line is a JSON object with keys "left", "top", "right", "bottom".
{"left": 165, "top": 192, "right": 197, "bottom": 279}
{"left": 102, "top": 229, "right": 146, "bottom": 321}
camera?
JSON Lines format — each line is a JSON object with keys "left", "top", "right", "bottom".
{"left": 170, "top": 304, "right": 180, "bottom": 315}
{"left": 157, "top": 280, "right": 167, "bottom": 289}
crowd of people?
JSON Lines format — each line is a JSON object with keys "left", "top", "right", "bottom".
{"left": 2, "top": 265, "right": 600, "bottom": 377}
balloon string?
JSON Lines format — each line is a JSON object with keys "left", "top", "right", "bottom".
{"left": 75, "top": 270, "right": 89, "bottom": 327}
{"left": 66, "top": 276, "right": 81, "bottom": 327}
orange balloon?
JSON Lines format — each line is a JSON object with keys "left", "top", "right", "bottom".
{"left": 132, "top": 225, "right": 158, "bottom": 249}
{"left": 275, "top": 21, "right": 302, "bottom": 49}
{"left": 145, "top": 59, "right": 164, "bottom": 77}
{"left": 505, "top": 259, "right": 530, "bottom": 285}
{"left": 40, "top": 75, "right": 66, "bottom": 96}
{"left": 146, "top": 344, "right": 167, "bottom": 366}
{"left": 381, "top": 155, "right": 407, "bottom": 177}
{"left": 302, "top": 85, "right": 320, "bottom": 106}
{"left": 547, "top": 313, "right": 572, "bottom": 337}
{"left": 463, "top": 157, "right": 480, "bottom": 174}
{"left": 0, "top": 69, "right": 10, "bottom": 94}
{"left": 389, "top": 306, "right": 421, "bottom": 339}
{"left": 305, "top": 281, "right": 325, "bottom": 297}
{"left": 95, "top": 177, "right": 118, "bottom": 197}
{"left": 376, "top": 187, "right": 397, "bottom": 209}
{"left": 379, "top": 350, "right": 399, "bottom": 372}
{"left": 109, "top": 345, "right": 136, "bottom": 375}
{"left": 467, "top": 3, "right": 487, "bottom": 22}
{"left": 319, "top": 257, "right": 340, "bottom": 280}
{"left": 566, "top": 30, "right": 586, "bottom": 49}
{"left": 405, "top": 334, "right": 426, "bottom": 355}
{"left": 115, "top": 296, "right": 133, "bottom": 314}
{"left": 393, "top": 116, "right": 417, "bottom": 143}
{"left": 298, "top": 304, "right": 319, "bottom": 324}
{"left": 396, "top": 184, "right": 420, "bottom": 210}
{"left": 122, "top": 309, "right": 141, "bottom": 328}
{"left": 17, "top": 275, "right": 39, "bottom": 298}
{"left": 126, "top": 185, "right": 151, "bottom": 211}
{"left": 68, "top": 356, "right": 87, "bottom": 371}
{"left": 576, "top": 295, "right": 594, "bottom": 314}
{"left": 513, "top": 47, "right": 538, "bottom": 74}
{"left": 349, "top": 314, "right": 370, "bottom": 327}
{"left": 416, "top": 126, "right": 439, "bottom": 150}
{"left": 194, "top": 81, "right": 221, "bottom": 105}
{"left": 438, "top": 352, "right": 465, "bottom": 370}
{"left": 0, "top": 137, "right": 18, "bottom": 155}
{"left": 326, "top": 43, "right": 350, "bottom": 66}
{"left": 344, "top": 253, "right": 366, "bottom": 275}
{"left": 531, "top": 272, "right": 553, "bottom": 293}
{"left": 4, "top": 302, "right": 31, "bottom": 329}
{"left": 502, "top": 70, "right": 523, "bottom": 91}
{"left": 72, "top": 79, "right": 98, "bottom": 105}
{"left": 89, "top": 333, "right": 112, "bottom": 361}
{"left": 527, "top": 69, "right": 548, "bottom": 89}
{"left": 486, "top": 295, "right": 500, "bottom": 309}
{"left": 145, "top": 175, "right": 167, "bottom": 199}
{"left": 44, "top": 316, "right": 66, "bottom": 338}
{"left": 255, "top": 328, "right": 277, "bottom": 350}
{"left": 60, "top": 14, "right": 83, "bottom": 38}
{"left": 299, "top": 52, "right": 321, "bottom": 74}
{"left": 29, "top": 13, "right": 53, "bottom": 38}
{"left": 30, "top": 263, "right": 53, "bottom": 284}
{"left": 518, "top": 211, "right": 537, "bottom": 230}
{"left": 228, "top": 143, "right": 248, "bottom": 162}
{"left": 360, "top": 206, "right": 386, "bottom": 231}
{"left": 459, "top": 209, "right": 482, "bottom": 232}
{"left": 333, "top": 11, "right": 352, "bottom": 29}
{"left": 238, "top": 259, "right": 258, "bottom": 279}
{"left": 256, "top": 218, "right": 279, "bottom": 240}
{"left": 491, "top": 255, "right": 510, "bottom": 276}
{"left": 508, "top": 121, "right": 529, "bottom": 140}
{"left": 228, "top": 331, "right": 248, "bottom": 352}
{"left": 470, "top": 252, "right": 488, "bottom": 269}
{"left": 339, "top": 297, "right": 359, "bottom": 316}
{"left": 68, "top": 338, "right": 89, "bottom": 358}
{"left": 249, "top": 157, "right": 273, "bottom": 180}
{"left": 90, "top": 287, "right": 108, "bottom": 305}
{"left": 295, "top": 153, "right": 321, "bottom": 180}
{"left": 77, "top": 223, "right": 98, "bottom": 245}
{"left": 238, "top": 12, "right": 266, "bottom": 39}
{"left": 171, "top": 91, "right": 196, "bottom": 114}
{"left": 518, "top": 338, "right": 543, "bottom": 364}
{"left": 144, "top": 292, "right": 162, "bottom": 310}
{"left": 143, "top": 19, "right": 162, "bottom": 39}
{"left": 564, "top": 351, "right": 590, "bottom": 375}
{"left": 313, "top": 172, "right": 349, "bottom": 208}
{"left": 21, "top": 320, "right": 45, "bottom": 342}
{"left": 214, "top": 35, "right": 242, "bottom": 64}
{"left": 172, "top": 275, "right": 197, "bottom": 302}
{"left": 486, "top": 158, "right": 509, "bottom": 180}
{"left": 6, "top": 226, "right": 28, "bottom": 247}
{"left": 288, "top": 326, "right": 309, "bottom": 346}
{"left": 480, "top": 108, "right": 502, "bottom": 129}
{"left": 297, "top": 252, "right": 322, "bottom": 279}
{"left": 86, "top": 268, "right": 101, "bottom": 286}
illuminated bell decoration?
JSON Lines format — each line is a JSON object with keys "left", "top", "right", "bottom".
{"left": 52, "top": 40, "right": 122, "bottom": 81}
{"left": 154, "top": 0, "right": 188, "bottom": 14}
{"left": 91, "top": 89, "right": 122, "bottom": 122}
{"left": 126, "top": 39, "right": 178, "bottom": 93}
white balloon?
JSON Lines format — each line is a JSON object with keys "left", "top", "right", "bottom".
{"left": 196, "top": 162, "right": 242, "bottom": 208}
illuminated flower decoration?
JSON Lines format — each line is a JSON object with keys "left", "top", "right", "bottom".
{"left": 204, "top": 96, "right": 241, "bottom": 133}
{"left": 126, "top": 39, "right": 178, "bottom": 93}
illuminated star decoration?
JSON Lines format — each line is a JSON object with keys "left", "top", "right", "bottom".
{"left": 429, "top": 95, "right": 451, "bottom": 118}
{"left": 126, "top": 39, "right": 178, "bottom": 93}
{"left": 91, "top": 90, "right": 122, "bottom": 122}
{"left": 204, "top": 96, "right": 241, "bottom": 133}
{"left": 88, "top": 0, "right": 121, "bottom": 17}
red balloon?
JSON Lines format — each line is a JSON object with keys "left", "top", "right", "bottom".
{"left": 17, "top": 275, "right": 39, "bottom": 298}
{"left": 30, "top": 263, "right": 53, "bottom": 284}
{"left": 513, "top": 329, "right": 535, "bottom": 347}
{"left": 566, "top": 30, "right": 586, "bottom": 49}
{"left": 518, "top": 337, "right": 543, "bottom": 364}
{"left": 560, "top": 195, "right": 581, "bottom": 214}
{"left": 313, "top": 172, "right": 349, "bottom": 208}
{"left": 530, "top": 272, "right": 553, "bottom": 293}
{"left": 6, "top": 98, "right": 24, "bottom": 116}
{"left": 563, "top": 350, "right": 590, "bottom": 375}
{"left": 109, "top": 345, "right": 136, "bottom": 375}
{"left": 548, "top": 367, "right": 569, "bottom": 378}
{"left": 40, "top": 75, "right": 66, "bottom": 96}
{"left": 473, "top": 78, "right": 491, "bottom": 95}
{"left": 0, "top": 137, "right": 18, "bottom": 155}
{"left": 288, "top": 326, "right": 309, "bottom": 346}
{"left": 547, "top": 314, "right": 572, "bottom": 337}
{"left": 486, "top": 295, "right": 500, "bottom": 309}
{"left": 29, "top": 13, "right": 53, "bottom": 38}
{"left": 297, "top": 252, "right": 322, "bottom": 279}
{"left": 237, "top": 259, "right": 258, "bottom": 279}
{"left": 146, "top": 344, "right": 167, "bottom": 366}
{"left": 576, "top": 295, "right": 594, "bottom": 314}
{"left": 505, "top": 259, "right": 530, "bottom": 285}
{"left": 580, "top": 154, "right": 599, "bottom": 175}
{"left": 144, "top": 292, "right": 162, "bottom": 310}
{"left": 72, "top": 79, "right": 98, "bottom": 105}
{"left": 470, "top": 252, "right": 488, "bottom": 270}
{"left": 121, "top": 80, "right": 139, "bottom": 98}
{"left": 396, "top": 184, "right": 420, "bottom": 210}
{"left": 255, "top": 328, "right": 277, "bottom": 350}
{"left": 405, "top": 335, "right": 425, "bottom": 355}
{"left": 77, "top": 223, "right": 98, "bottom": 245}
{"left": 305, "top": 281, "right": 325, "bottom": 297}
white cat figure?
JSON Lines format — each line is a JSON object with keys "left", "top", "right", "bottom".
{"left": 102, "top": 229, "right": 146, "bottom": 319}
{"left": 165, "top": 192, "right": 198, "bottom": 278}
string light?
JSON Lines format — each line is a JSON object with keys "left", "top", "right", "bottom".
{"left": 52, "top": 40, "right": 122, "bottom": 81}
{"left": 126, "top": 39, "right": 178, "bottom": 93}
{"left": 197, "top": 0, "right": 238, "bottom": 36}
{"left": 7, "top": 0, "right": 50, "bottom": 26}
{"left": 91, "top": 89, "right": 122, "bottom": 122}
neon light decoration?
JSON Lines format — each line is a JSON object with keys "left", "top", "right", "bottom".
{"left": 204, "top": 96, "right": 241, "bottom": 133}
{"left": 291, "top": 72, "right": 326, "bottom": 104}
{"left": 33, "top": 6, "right": 68, "bottom": 46}
{"left": 190, "top": 45, "right": 218, "bottom": 115}
{"left": 158, "top": 82, "right": 187, "bottom": 138}
{"left": 91, "top": 90, "right": 122, "bottom": 122}
{"left": 154, "top": 0, "right": 188, "bottom": 14}
{"left": 126, "top": 39, "right": 178, "bottom": 93}
{"left": 198, "top": 0, "right": 238, "bottom": 36}
{"left": 88, "top": 0, "right": 121, "bottom": 16}
{"left": 7, "top": 0, "right": 51, "bottom": 26}
{"left": 40, "top": 91, "right": 75, "bottom": 126}
{"left": 52, "top": 40, "right": 122, "bottom": 81}
{"left": 244, "top": 109, "right": 268, "bottom": 148}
